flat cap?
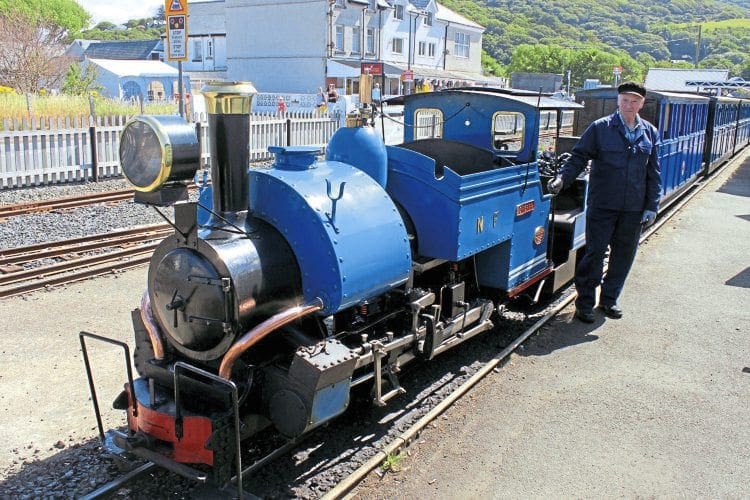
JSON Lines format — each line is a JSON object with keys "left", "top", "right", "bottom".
{"left": 618, "top": 81, "right": 646, "bottom": 98}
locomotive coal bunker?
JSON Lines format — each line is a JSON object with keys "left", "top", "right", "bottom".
{"left": 101, "top": 81, "right": 584, "bottom": 487}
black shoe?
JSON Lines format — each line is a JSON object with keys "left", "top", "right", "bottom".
{"left": 597, "top": 304, "right": 623, "bottom": 319}
{"left": 575, "top": 308, "right": 595, "bottom": 323}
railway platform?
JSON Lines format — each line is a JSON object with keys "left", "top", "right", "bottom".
{"left": 350, "top": 149, "right": 750, "bottom": 498}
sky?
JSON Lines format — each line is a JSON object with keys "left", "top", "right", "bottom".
{"left": 75, "top": 0, "right": 166, "bottom": 26}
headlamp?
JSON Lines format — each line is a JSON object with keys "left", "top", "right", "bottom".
{"left": 119, "top": 115, "right": 200, "bottom": 193}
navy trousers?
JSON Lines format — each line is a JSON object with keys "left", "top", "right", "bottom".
{"left": 575, "top": 208, "right": 643, "bottom": 311}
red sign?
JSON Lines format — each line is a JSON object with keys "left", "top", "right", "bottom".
{"left": 401, "top": 70, "right": 414, "bottom": 82}
{"left": 361, "top": 62, "right": 383, "bottom": 76}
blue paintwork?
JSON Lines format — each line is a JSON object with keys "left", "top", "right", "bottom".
{"left": 736, "top": 100, "right": 750, "bottom": 152}
{"left": 326, "top": 126, "right": 388, "bottom": 187}
{"left": 387, "top": 145, "right": 549, "bottom": 271}
{"left": 392, "top": 88, "right": 578, "bottom": 290}
{"left": 310, "top": 379, "right": 350, "bottom": 430}
{"left": 652, "top": 91, "right": 708, "bottom": 204}
{"left": 250, "top": 146, "right": 411, "bottom": 315}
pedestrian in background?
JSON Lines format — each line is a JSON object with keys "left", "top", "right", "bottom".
{"left": 547, "top": 81, "right": 661, "bottom": 323}
{"left": 326, "top": 84, "right": 339, "bottom": 104}
{"left": 276, "top": 96, "right": 287, "bottom": 114}
{"left": 316, "top": 87, "right": 327, "bottom": 115}
{"left": 372, "top": 82, "right": 381, "bottom": 103}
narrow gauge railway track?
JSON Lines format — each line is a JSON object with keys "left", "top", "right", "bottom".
{"left": 0, "top": 184, "right": 200, "bottom": 219}
{"left": 76, "top": 153, "right": 742, "bottom": 499}
{"left": 0, "top": 224, "right": 171, "bottom": 299}
{"left": 0, "top": 189, "right": 138, "bottom": 218}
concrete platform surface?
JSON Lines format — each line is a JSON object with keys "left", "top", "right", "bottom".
{"left": 351, "top": 150, "right": 750, "bottom": 498}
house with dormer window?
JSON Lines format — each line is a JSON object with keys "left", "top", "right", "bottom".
{"left": 220, "top": 0, "right": 495, "bottom": 97}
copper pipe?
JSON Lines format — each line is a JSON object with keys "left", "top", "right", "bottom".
{"left": 219, "top": 298, "right": 324, "bottom": 380}
{"left": 140, "top": 291, "right": 165, "bottom": 360}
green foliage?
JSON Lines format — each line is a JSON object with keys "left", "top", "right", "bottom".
{"left": 380, "top": 452, "right": 405, "bottom": 473}
{"left": 78, "top": 26, "right": 164, "bottom": 40}
{"left": 61, "top": 63, "right": 102, "bottom": 96}
{"left": 438, "top": 0, "right": 750, "bottom": 87}
{"left": 0, "top": 0, "right": 89, "bottom": 32}
{"left": 0, "top": 93, "right": 177, "bottom": 121}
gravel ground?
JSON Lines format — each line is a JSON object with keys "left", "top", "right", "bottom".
{"left": 0, "top": 178, "right": 166, "bottom": 251}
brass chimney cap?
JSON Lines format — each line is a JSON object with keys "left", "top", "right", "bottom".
{"left": 201, "top": 81, "right": 258, "bottom": 114}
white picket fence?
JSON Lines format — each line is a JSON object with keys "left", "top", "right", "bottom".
{"left": 0, "top": 111, "right": 340, "bottom": 189}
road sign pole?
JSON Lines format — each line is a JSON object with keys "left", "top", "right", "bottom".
{"left": 178, "top": 61, "right": 184, "bottom": 118}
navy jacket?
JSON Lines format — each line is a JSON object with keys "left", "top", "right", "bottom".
{"left": 559, "top": 112, "right": 661, "bottom": 212}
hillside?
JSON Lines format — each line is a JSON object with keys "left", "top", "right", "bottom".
{"left": 440, "top": 0, "right": 750, "bottom": 81}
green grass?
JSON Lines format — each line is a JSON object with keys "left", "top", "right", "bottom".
{"left": 380, "top": 451, "right": 405, "bottom": 473}
{"left": 0, "top": 93, "right": 178, "bottom": 126}
{"left": 664, "top": 18, "right": 750, "bottom": 32}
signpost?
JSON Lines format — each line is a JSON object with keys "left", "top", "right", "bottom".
{"left": 165, "top": 0, "right": 188, "bottom": 62}
{"left": 165, "top": 0, "right": 188, "bottom": 116}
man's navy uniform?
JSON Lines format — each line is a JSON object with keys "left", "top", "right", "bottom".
{"left": 553, "top": 85, "right": 661, "bottom": 320}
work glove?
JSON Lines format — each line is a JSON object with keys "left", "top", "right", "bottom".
{"left": 641, "top": 209, "right": 656, "bottom": 227}
{"left": 547, "top": 177, "right": 563, "bottom": 195}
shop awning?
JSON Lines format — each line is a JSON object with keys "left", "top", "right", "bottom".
{"left": 328, "top": 59, "right": 405, "bottom": 79}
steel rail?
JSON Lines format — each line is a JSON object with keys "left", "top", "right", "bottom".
{"left": 0, "top": 184, "right": 199, "bottom": 218}
{"left": 0, "top": 189, "right": 137, "bottom": 217}
{"left": 0, "top": 224, "right": 171, "bottom": 265}
{"left": 0, "top": 246, "right": 155, "bottom": 298}
{"left": 323, "top": 148, "right": 750, "bottom": 499}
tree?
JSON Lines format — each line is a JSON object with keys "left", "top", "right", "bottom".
{"left": 93, "top": 21, "right": 117, "bottom": 31}
{"left": 0, "top": 9, "right": 73, "bottom": 92}
{"left": 61, "top": 62, "right": 101, "bottom": 95}
{"left": 0, "top": 0, "right": 89, "bottom": 33}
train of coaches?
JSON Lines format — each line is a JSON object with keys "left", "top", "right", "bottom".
{"left": 80, "top": 81, "right": 749, "bottom": 493}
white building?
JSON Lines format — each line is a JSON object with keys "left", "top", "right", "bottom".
{"left": 180, "top": 0, "right": 495, "bottom": 97}
{"left": 181, "top": 0, "right": 228, "bottom": 82}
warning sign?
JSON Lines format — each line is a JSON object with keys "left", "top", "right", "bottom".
{"left": 165, "top": 0, "right": 188, "bottom": 61}
{"left": 167, "top": 0, "right": 186, "bottom": 14}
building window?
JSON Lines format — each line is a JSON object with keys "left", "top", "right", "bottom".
{"left": 368, "top": 0, "right": 376, "bottom": 11}
{"left": 418, "top": 41, "right": 426, "bottom": 56}
{"left": 392, "top": 37, "right": 403, "bottom": 54}
{"left": 206, "top": 39, "right": 214, "bottom": 59}
{"left": 428, "top": 42, "right": 436, "bottom": 57}
{"left": 394, "top": 4, "right": 404, "bottom": 20}
{"left": 336, "top": 25, "right": 345, "bottom": 52}
{"left": 366, "top": 28, "right": 376, "bottom": 54}
{"left": 334, "top": 0, "right": 345, "bottom": 7}
{"left": 425, "top": 12, "right": 433, "bottom": 26}
{"left": 192, "top": 40, "right": 202, "bottom": 62}
{"left": 352, "top": 26, "right": 361, "bottom": 54}
{"left": 454, "top": 32, "right": 470, "bottom": 58}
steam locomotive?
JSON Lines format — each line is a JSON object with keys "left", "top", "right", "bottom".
{"left": 81, "top": 81, "right": 748, "bottom": 490}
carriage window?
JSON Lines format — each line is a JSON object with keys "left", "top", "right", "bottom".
{"left": 492, "top": 112, "right": 525, "bottom": 152}
{"left": 414, "top": 108, "right": 443, "bottom": 140}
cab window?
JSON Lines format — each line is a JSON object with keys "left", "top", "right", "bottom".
{"left": 493, "top": 112, "right": 525, "bottom": 152}
{"left": 414, "top": 108, "right": 443, "bottom": 139}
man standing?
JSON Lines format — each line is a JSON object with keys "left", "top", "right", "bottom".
{"left": 548, "top": 81, "right": 661, "bottom": 323}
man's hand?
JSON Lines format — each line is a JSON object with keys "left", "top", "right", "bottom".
{"left": 641, "top": 209, "right": 657, "bottom": 227}
{"left": 547, "top": 177, "right": 563, "bottom": 195}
